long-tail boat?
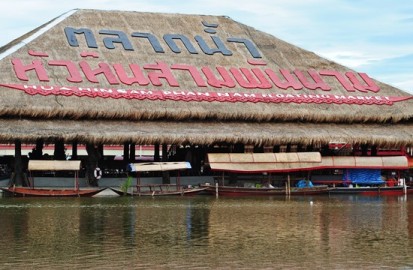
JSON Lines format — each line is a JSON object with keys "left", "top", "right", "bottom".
{"left": 110, "top": 161, "right": 207, "bottom": 196}
{"left": 1, "top": 160, "right": 104, "bottom": 197}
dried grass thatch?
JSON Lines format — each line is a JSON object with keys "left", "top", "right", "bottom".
{"left": 0, "top": 9, "right": 412, "bottom": 147}
{"left": 0, "top": 9, "right": 411, "bottom": 125}
{"left": 0, "top": 118, "right": 412, "bottom": 147}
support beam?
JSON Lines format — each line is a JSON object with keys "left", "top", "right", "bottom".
{"left": 154, "top": 143, "right": 160, "bottom": 162}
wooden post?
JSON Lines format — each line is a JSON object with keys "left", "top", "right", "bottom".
{"left": 162, "top": 144, "right": 168, "bottom": 161}
{"left": 287, "top": 174, "right": 291, "bottom": 196}
{"left": 215, "top": 182, "right": 219, "bottom": 198}
{"left": 71, "top": 141, "right": 78, "bottom": 160}
{"left": 123, "top": 143, "right": 130, "bottom": 164}
{"left": 13, "top": 139, "right": 24, "bottom": 187}
{"left": 154, "top": 144, "right": 160, "bottom": 162}
{"left": 130, "top": 143, "right": 136, "bottom": 163}
{"left": 54, "top": 139, "right": 66, "bottom": 160}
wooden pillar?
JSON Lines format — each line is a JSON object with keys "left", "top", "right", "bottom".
{"left": 361, "top": 144, "right": 369, "bottom": 156}
{"left": 234, "top": 143, "right": 245, "bottom": 153}
{"left": 31, "top": 138, "right": 44, "bottom": 159}
{"left": 154, "top": 143, "right": 160, "bottom": 162}
{"left": 130, "top": 143, "right": 136, "bottom": 163}
{"left": 54, "top": 139, "right": 66, "bottom": 160}
{"left": 71, "top": 141, "right": 78, "bottom": 160}
{"left": 371, "top": 145, "right": 377, "bottom": 156}
{"left": 286, "top": 144, "right": 291, "bottom": 153}
{"left": 13, "top": 140, "right": 25, "bottom": 187}
{"left": 123, "top": 142, "right": 130, "bottom": 164}
{"left": 162, "top": 144, "right": 168, "bottom": 162}
{"left": 98, "top": 144, "right": 104, "bottom": 158}
{"left": 253, "top": 145, "right": 264, "bottom": 153}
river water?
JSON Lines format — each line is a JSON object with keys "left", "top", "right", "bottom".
{"left": 1, "top": 194, "right": 413, "bottom": 269}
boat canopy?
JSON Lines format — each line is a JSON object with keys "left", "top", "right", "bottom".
{"left": 207, "top": 152, "right": 322, "bottom": 173}
{"left": 207, "top": 153, "right": 408, "bottom": 173}
{"left": 321, "top": 156, "right": 408, "bottom": 169}
{"left": 128, "top": 162, "right": 191, "bottom": 172}
{"left": 28, "top": 160, "right": 81, "bottom": 171}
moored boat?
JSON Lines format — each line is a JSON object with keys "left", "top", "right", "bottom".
{"left": 204, "top": 152, "right": 331, "bottom": 197}
{"left": 114, "top": 161, "right": 207, "bottom": 196}
{"left": 2, "top": 160, "right": 103, "bottom": 197}
{"left": 328, "top": 185, "right": 411, "bottom": 196}
{"left": 1, "top": 186, "right": 104, "bottom": 197}
{"left": 200, "top": 184, "right": 330, "bottom": 196}
{"left": 110, "top": 185, "right": 207, "bottom": 196}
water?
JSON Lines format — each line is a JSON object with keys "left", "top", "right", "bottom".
{"left": 1, "top": 195, "right": 413, "bottom": 269}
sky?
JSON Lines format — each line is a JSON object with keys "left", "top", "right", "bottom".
{"left": 1, "top": 0, "right": 412, "bottom": 94}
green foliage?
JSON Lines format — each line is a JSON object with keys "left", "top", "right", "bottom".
{"left": 120, "top": 175, "right": 132, "bottom": 195}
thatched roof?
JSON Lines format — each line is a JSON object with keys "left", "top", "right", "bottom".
{"left": 0, "top": 9, "right": 412, "bottom": 146}
{"left": 0, "top": 119, "right": 412, "bottom": 147}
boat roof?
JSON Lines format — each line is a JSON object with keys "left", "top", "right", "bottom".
{"left": 128, "top": 161, "right": 191, "bottom": 172}
{"left": 28, "top": 160, "right": 81, "bottom": 171}
{"left": 207, "top": 153, "right": 408, "bottom": 173}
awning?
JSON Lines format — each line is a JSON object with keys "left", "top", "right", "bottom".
{"left": 207, "top": 153, "right": 408, "bottom": 173}
{"left": 207, "top": 152, "right": 322, "bottom": 173}
{"left": 321, "top": 156, "right": 408, "bottom": 170}
{"left": 128, "top": 162, "right": 191, "bottom": 172}
{"left": 28, "top": 160, "right": 81, "bottom": 171}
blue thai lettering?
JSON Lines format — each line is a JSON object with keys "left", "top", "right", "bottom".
{"left": 99, "top": 30, "right": 134, "bottom": 50}
{"left": 131, "top": 32, "right": 165, "bottom": 53}
{"left": 163, "top": 34, "right": 198, "bottom": 54}
{"left": 194, "top": 36, "right": 232, "bottom": 56}
{"left": 202, "top": 21, "right": 218, "bottom": 34}
{"left": 227, "top": 38, "right": 261, "bottom": 58}
{"left": 64, "top": 27, "right": 97, "bottom": 48}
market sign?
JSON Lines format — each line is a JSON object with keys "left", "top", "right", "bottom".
{"left": 6, "top": 22, "right": 412, "bottom": 105}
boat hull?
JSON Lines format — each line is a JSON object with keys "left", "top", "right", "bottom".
{"left": 1, "top": 187, "right": 105, "bottom": 197}
{"left": 109, "top": 187, "right": 208, "bottom": 196}
{"left": 200, "top": 185, "right": 330, "bottom": 196}
{"left": 329, "top": 186, "right": 411, "bottom": 196}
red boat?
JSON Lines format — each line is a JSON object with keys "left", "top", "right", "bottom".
{"left": 1, "top": 186, "right": 104, "bottom": 197}
{"left": 2, "top": 160, "right": 103, "bottom": 197}
{"left": 205, "top": 152, "right": 411, "bottom": 197}
{"left": 328, "top": 186, "right": 411, "bottom": 196}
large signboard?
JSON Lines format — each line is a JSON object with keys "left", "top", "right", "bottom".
{"left": 3, "top": 21, "right": 411, "bottom": 105}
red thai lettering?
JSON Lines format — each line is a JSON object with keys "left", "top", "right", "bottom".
{"left": 230, "top": 68, "right": 272, "bottom": 89}
{"left": 294, "top": 69, "right": 331, "bottom": 91}
{"left": 201, "top": 67, "right": 235, "bottom": 88}
{"left": 143, "top": 61, "right": 179, "bottom": 87}
{"left": 48, "top": 60, "right": 82, "bottom": 83}
{"left": 112, "top": 64, "right": 150, "bottom": 86}
{"left": 345, "top": 72, "right": 380, "bottom": 93}
{"left": 265, "top": 69, "right": 302, "bottom": 90}
{"left": 171, "top": 64, "right": 207, "bottom": 87}
{"left": 12, "top": 59, "right": 49, "bottom": 82}
{"left": 79, "top": 61, "right": 119, "bottom": 84}
{"left": 319, "top": 70, "right": 355, "bottom": 92}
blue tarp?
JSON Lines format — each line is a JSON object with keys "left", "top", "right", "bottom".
{"left": 296, "top": 180, "right": 314, "bottom": 188}
{"left": 342, "top": 169, "right": 385, "bottom": 185}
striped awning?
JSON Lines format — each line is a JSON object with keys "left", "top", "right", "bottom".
{"left": 207, "top": 153, "right": 408, "bottom": 173}
{"left": 128, "top": 162, "right": 192, "bottom": 172}
{"left": 28, "top": 160, "right": 81, "bottom": 171}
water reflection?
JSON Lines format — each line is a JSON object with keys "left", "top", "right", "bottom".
{"left": 0, "top": 195, "right": 412, "bottom": 269}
